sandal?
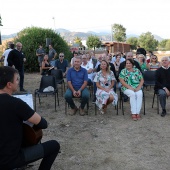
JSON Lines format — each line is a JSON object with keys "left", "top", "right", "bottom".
{"left": 136, "top": 114, "right": 141, "bottom": 120}
{"left": 132, "top": 114, "right": 137, "bottom": 121}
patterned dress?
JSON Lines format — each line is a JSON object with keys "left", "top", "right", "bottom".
{"left": 94, "top": 70, "right": 118, "bottom": 109}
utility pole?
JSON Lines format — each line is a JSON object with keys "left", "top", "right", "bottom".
{"left": 111, "top": 24, "right": 113, "bottom": 42}
{"left": 52, "top": 17, "right": 56, "bottom": 31}
{"left": 0, "top": 14, "right": 3, "bottom": 45}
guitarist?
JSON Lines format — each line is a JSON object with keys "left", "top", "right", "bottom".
{"left": 0, "top": 66, "right": 60, "bottom": 170}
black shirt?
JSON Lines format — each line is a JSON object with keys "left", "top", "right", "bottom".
{"left": 155, "top": 67, "right": 170, "bottom": 91}
{"left": 0, "top": 94, "right": 34, "bottom": 168}
{"left": 8, "top": 49, "right": 25, "bottom": 71}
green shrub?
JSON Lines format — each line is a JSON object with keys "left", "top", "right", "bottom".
{"left": 14, "top": 27, "right": 72, "bottom": 72}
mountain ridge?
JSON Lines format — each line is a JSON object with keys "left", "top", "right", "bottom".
{"left": 1, "top": 28, "right": 164, "bottom": 42}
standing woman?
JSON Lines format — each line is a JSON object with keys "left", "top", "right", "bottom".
{"left": 119, "top": 59, "right": 144, "bottom": 120}
{"left": 137, "top": 54, "right": 148, "bottom": 72}
{"left": 148, "top": 55, "right": 161, "bottom": 71}
{"left": 41, "top": 54, "right": 54, "bottom": 75}
{"left": 113, "top": 54, "right": 121, "bottom": 81}
{"left": 94, "top": 60, "right": 118, "bottom": 114}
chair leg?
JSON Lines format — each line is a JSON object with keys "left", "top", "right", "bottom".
{"left": 152, "top": 92, "right": 156, "bottom": 108}
{"left": 34, "top": 93, "right": 36, "bottom": 111}
{"left": 86, "top": 101, "right": 89, "bottom": 115}
{"left": 157, "top": 94, "right": 159, "bottom": 114}
{"left": 65, "top": 101, "right": 67, "bottom": 115}
{"left": 121, "top": 93, "right": 124, "bottom": 115}
{"left": 57, "top": 91, "right": 59, "bottom": 106}
{"left": 55, "top": 93, "right": 56, "bottom": 111}
{"left": 95, "top": 104, "right": 97, "bottom": 115}
{"left": 143, "top": 91, "right": 145, "bottom": 115}
{"left": 119, "top": 91, "right": 122, "bottom": 109}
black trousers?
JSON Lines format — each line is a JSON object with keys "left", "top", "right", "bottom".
{"left": 18, "top": 67, "right": 24, "bottom": 90}
{"left": 6, "top": 140, "right": 60, "bottom": 170}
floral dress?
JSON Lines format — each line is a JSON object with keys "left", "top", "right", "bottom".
{"left": 94, "top": 70, "right": 118, "bottom": 109}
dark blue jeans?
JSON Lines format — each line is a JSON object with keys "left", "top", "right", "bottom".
{"left": 64, "top": 87, "right": 90, "bottom": 109}
{"left": 18, "top": 67, "right": 24, "bottom": 90}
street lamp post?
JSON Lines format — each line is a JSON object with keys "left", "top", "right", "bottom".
{"left": 52, "top": 17, "right": 56, "bottom": 31}
{"left": 0, "top": 14, "right": 3, "bottom": 45}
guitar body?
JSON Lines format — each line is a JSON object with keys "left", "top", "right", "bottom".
{"left": 22, "top": 123, "right": 43, "bottom": 147}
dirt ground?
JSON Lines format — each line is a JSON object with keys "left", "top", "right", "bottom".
{"left": 18, "top": 72, "right": 170, "bottom": 170}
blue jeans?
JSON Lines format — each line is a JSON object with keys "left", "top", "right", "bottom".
{"left": 64, "top": 88, "right": 90, "bottom": 109}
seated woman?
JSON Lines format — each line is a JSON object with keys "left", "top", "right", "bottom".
{"left": 148, "top": 55, "right": 161, "bottom": 71}
{"left": 94, "top": 60, "right": 118, "bottom": 114}
{"left": 137, "top": 54, "right": 148, "bottom": 72}
{"left": 41, "top": 54, "right": 54, "bottom": 75}
{"left": 119, "top": 58, "right": 144, "bottom": 120}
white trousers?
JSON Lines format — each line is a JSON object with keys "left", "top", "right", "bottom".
{"left": 124, "top": 89, "right": 143, "bottom": 114}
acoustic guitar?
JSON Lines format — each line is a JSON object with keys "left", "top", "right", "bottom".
{"left": 22, "top": 123, "right": 43, "bottom": 147}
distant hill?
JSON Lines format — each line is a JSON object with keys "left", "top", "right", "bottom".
{"left": 2, "top": 29, "right": 164, "bottom": 42}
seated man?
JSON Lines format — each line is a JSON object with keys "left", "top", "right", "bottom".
{"left": 64, "top": 56, "right": 90, "bottom": 116}
{"left": 55, "top": 52, "right": 69, "bottom": 77}
{"left": 0, "top": 66, "right": 60, "bottom": 170}
{"left": 81, "top": 54, "right": 93, "bottom": 85}
{"left": 155, "top": 56, "right": 170, "bottom": 117}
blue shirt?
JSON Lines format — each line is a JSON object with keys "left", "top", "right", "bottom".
{"left": 67, "top": 67, "right": 88, "bottom": 90}
{"left": 55, "top": 59, "right": 68, "bottom": 72}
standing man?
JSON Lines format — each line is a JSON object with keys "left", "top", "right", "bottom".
{"left": 64, "top": 56, "right": 90, "bottom": 116}
{"left": 0, "top": 66, "right": 60, "bottom": 170}
{"left": 155, "top": 56, "right": 170, "bottom": 117}
{"left": 55, "top": 52, "right": 69, "bottom": 77}
{"left": 48, "top": 44, "right": 57, "bottom": 62}
{"left": 1, "top": 43, "right": 15, "bottom": 66}
{"left": 8, "top": 42, "right": 26, "bottom": 92}
{"left": 81, "top": 54, "right": 93, "bottom": 86}
{"left": 36, "top": 44, "right": 45, "bottom": 74}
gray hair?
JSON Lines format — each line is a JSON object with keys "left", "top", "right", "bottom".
{"left": 161, "top": 56, "right": 170, "bottom": 62}
{"left": 73, "top": 55, "right": 82, "bottom": 63}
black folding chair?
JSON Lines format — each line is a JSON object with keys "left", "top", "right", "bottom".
{"left": 143, "top": 71, "right": 156, "bottom": 88}
{"left": 51, "top": 69, "right": 65, "bottom": 96}
{"left": 34, "top": 75, "right": 59, "bottom": 111}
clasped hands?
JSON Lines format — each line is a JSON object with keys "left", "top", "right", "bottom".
{"left": 73, "top": 90, "right": 81, "bottom": 97}
{"left": 128, "top": 86, "right": 141, "bottom": 92}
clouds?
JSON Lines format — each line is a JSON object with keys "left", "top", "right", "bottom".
{"left": 1, "top": 0, "right": 170, "bottom": 38}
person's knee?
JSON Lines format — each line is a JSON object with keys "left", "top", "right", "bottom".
{"left": 64, "top": 90, "right": 72, "bottom": 99}
{"left": 42, "top": 140, "right": 60, "bottom": 156}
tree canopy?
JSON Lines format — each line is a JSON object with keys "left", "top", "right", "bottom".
{"left": 112, "top": 24, "right": 126, "bottom": 42}
{"left": 86, "top": 35, "right": 101, "bottom": 51}
{"left": 138, "top": 32, "right": 158, "bottom": 51}
{"left": 126, "top": 37, "right": 138, "bottom": 50}
{"left": 14, "top": 27, "right": 72, "bottom": 72}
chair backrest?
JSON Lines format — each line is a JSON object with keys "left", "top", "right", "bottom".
{"left": 51, "top": 69, "right": 63, "bottom": 81}
{"left": 39, "top": 75, "right": 56, "bottom": 92}
{"left": 143, "top": 71, "right": 156, "bottom": 86}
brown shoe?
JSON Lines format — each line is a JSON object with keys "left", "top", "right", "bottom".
{"left": 69, "top": 107, "right": 78, "bottom": 116}
{"left": 79, "top": 108, "right": 86, "bottom": 116}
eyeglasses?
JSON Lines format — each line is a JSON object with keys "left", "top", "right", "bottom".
{"left": 59, "top": 55, "right": 64, "bottom": 57}
{"left": 82, "top": 58, "right": 86, "bottom": 59}
{"left": 152, "top": 58, "right": 157, "bottom": 59}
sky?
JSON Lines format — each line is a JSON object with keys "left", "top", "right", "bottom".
{"left": 1, "top": 0, "right": 170, "bottom": 39}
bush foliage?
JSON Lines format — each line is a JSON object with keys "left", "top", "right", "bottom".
{"left": 14, "top": 27, "right": 72, "bottom": 72}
